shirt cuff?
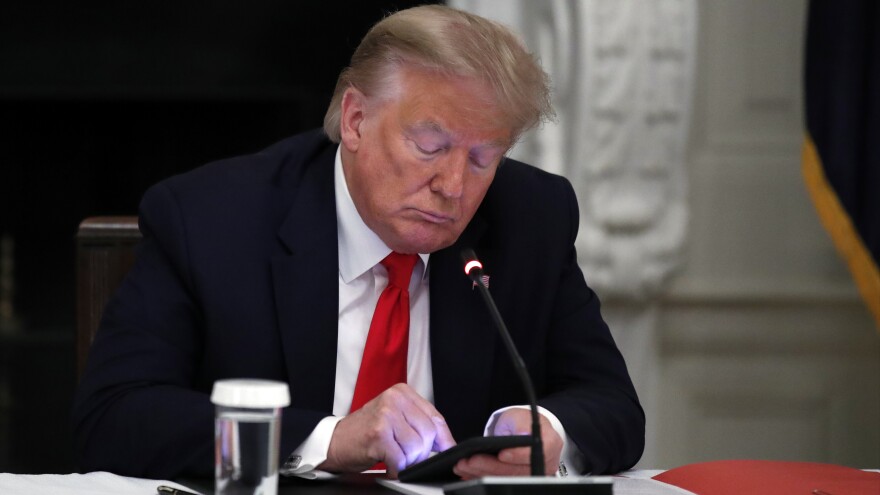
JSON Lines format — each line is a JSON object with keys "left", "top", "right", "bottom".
{"left": 484, "top": 405, "right": 586, "bottom": 477}
{"left": 280, "top": 415, "right": 343, "bottom": 476}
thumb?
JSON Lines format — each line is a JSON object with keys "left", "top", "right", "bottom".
{"left": 493, "top": 409, "right": 532, "bottom": 436}
{"left": 492, "top": 412, "right": 521, "bottom": 436}
{"left": 493, "top": 422, "right": 516, "bottom": 436}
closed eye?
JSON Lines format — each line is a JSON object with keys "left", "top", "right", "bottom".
{"left": 404, "top": 124, "right": 451, "bottom": 158}
{"left": 469, "top": 150, "right": 504, "bottom": 170}
{"left": 416, "top": 143, "right": 444, "bottom": 156}
{"left": 469, "top": 154, "right": 488, "bottom": 169}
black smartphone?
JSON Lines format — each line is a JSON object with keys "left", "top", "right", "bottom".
{"left": 397, "top": 435, "right": 533, "bottom": 482}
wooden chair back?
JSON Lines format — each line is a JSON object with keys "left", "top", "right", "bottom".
{"left": 75, "top": 216, "right": 141, "bottom": 376}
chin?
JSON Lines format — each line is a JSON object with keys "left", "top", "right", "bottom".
{"left": 393, "top": 240, "right": 450, "bottom": 255}
{"left": 396, "top": 233, "right": 457, "bottom": 255}
{"left": 384, "top": 221, "right": 461, "bottom": 254}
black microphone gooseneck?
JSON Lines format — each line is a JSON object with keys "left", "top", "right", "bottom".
{"left": 460, "top": 248, "right": 544, "bottom": 477}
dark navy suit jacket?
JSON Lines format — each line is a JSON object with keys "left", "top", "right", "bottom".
{"left": 72, "top": 129, "right": 644, "bottom": 479}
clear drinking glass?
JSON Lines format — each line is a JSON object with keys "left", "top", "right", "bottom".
{"left": 211, "top": 379, "right": 290, "bottom": 495}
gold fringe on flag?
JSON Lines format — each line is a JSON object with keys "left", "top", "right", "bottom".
{"left": 802, "top": 134, "right": 880, "bottom": 329}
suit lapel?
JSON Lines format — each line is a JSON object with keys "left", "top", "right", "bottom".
{"left": 272, "top": 145, "right": 338, "bottom": 413}
{"left": 268, "top": 143, "right": 504, "bottom": 424}
{"left": 430, "top": 214, "right": 500, "bottom": 436}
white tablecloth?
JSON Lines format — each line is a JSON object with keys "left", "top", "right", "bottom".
{"left": 0, "top": 470, "right": 699, "bottom": 495}
{"left": 0, "top": 471, "right": 202, "bottom": 495}
{"left": 378, "top": 471, "right": 695, "bottom": 495}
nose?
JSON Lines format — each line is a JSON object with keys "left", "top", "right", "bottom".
{"left": 430, "top": 151, "right": 467, "bottom": 199}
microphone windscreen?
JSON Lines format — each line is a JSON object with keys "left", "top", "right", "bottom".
{"left": 460, "top": 248, "right": 482, "bottom": 275}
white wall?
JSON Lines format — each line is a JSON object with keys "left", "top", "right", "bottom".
{"left": 647, "top": 0, "right": 880, "bottom": 468}
{"left": 455, "top": 0, "right": 880, "bottom": 469}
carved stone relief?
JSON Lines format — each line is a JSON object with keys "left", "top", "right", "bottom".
{"left": 452, "top": 0, "right": 696, "bottom": 300}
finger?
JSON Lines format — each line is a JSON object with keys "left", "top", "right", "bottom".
{"left": 392, "top": 398, "right": 448, "bottom": 463}
{"left": 500, "top": 444, "right": 560, "bottom": 475}
{"left": 392, "top": 417, "right": 432, "bottom": 466}
{"left": 359, "top": 404, "right": 409, "bottom": 476}
{"left": 390, "top": 385, "right": 456, "bottom": 453}
{"left": 401, "top": 403, "right": 442, "bottom": 451}
{"left": 430, "top": 415, "right": 456, "bottom": 452}
{"left": 453, "top": 454, "right": 529, "bottom": 479}
{"left": 397, "top": 416, "right": 453, "bottom": 465}
{"left": 380, "top": 433, "right": 408, "bottom": 479}
{"left": 496, "top": 446, "right": 532, "bottom": 465}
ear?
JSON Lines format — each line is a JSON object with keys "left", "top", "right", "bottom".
{"left": 339, "top": 87, "right": 367, "bottom": 153}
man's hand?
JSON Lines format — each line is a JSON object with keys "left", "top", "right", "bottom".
{"left": 452, "top": 408, "right": 563, "bottom": 479}
{"left": 319, "top": 383, "right": 456, "bottom": 479}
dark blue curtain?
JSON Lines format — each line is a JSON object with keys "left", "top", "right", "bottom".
{"left": 804, "top": 0, "right": 880, "bottom": 326}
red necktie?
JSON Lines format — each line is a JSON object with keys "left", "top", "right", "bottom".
{"left": 350, "top": 252, "right": 419, "bottom": 413}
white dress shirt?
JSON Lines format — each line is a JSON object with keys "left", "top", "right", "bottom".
{"left": 285, "top": 147, "right": 582, "bottom": 476}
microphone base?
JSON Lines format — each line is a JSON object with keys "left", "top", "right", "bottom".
{"left": 443, "top": 476, "right": 613, "bottom": 495}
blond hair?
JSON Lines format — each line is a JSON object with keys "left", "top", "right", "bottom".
{"left": 323, "top": 4, "right": 553, "bottom": 143}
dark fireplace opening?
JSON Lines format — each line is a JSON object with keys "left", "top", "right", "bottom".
{"left": 0, "top": 0, "right": 438, "bottom": 473}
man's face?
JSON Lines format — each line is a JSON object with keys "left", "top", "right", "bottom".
{"left": 339, "top": 67, "right": 513, "bottom": 254}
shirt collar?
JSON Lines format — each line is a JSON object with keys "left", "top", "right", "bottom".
{"left": 335, "top": 147, "right": 430, "bottom": 283}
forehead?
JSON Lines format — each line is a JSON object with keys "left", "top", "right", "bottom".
{"left": 383, "top": 67, "right": 515, "bottom": 147}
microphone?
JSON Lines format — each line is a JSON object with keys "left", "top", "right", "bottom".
{"left": 460, "top": 248, "right": 544, "bottom": 477}
{"left": 446, "top": 250, "right": 613, "bottom": 495}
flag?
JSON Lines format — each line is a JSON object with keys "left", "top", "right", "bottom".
{"left": 803, "top": 0, "right": 880, "bottom": 328}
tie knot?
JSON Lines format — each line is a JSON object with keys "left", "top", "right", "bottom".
{"left": 381, "top": 252, "right": 418, "bottom": 289}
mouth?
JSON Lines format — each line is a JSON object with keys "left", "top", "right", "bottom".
{"left": 412, "top": 208, "right": 455, "bottom": 224}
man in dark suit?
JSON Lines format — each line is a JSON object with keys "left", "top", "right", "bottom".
{"left": 72, "top": 4, "right": 644, "bottom": 481}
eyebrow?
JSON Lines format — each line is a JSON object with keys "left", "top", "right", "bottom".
{"left": 407, "top": 121, "right": 511, "bottom": 149}
{"left": 406, "top": 121, "right": 447, "bottom": 137}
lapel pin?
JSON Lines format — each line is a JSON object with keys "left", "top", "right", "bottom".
{"left": 472, "top": 274, "right": 490, "bottom": 290}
